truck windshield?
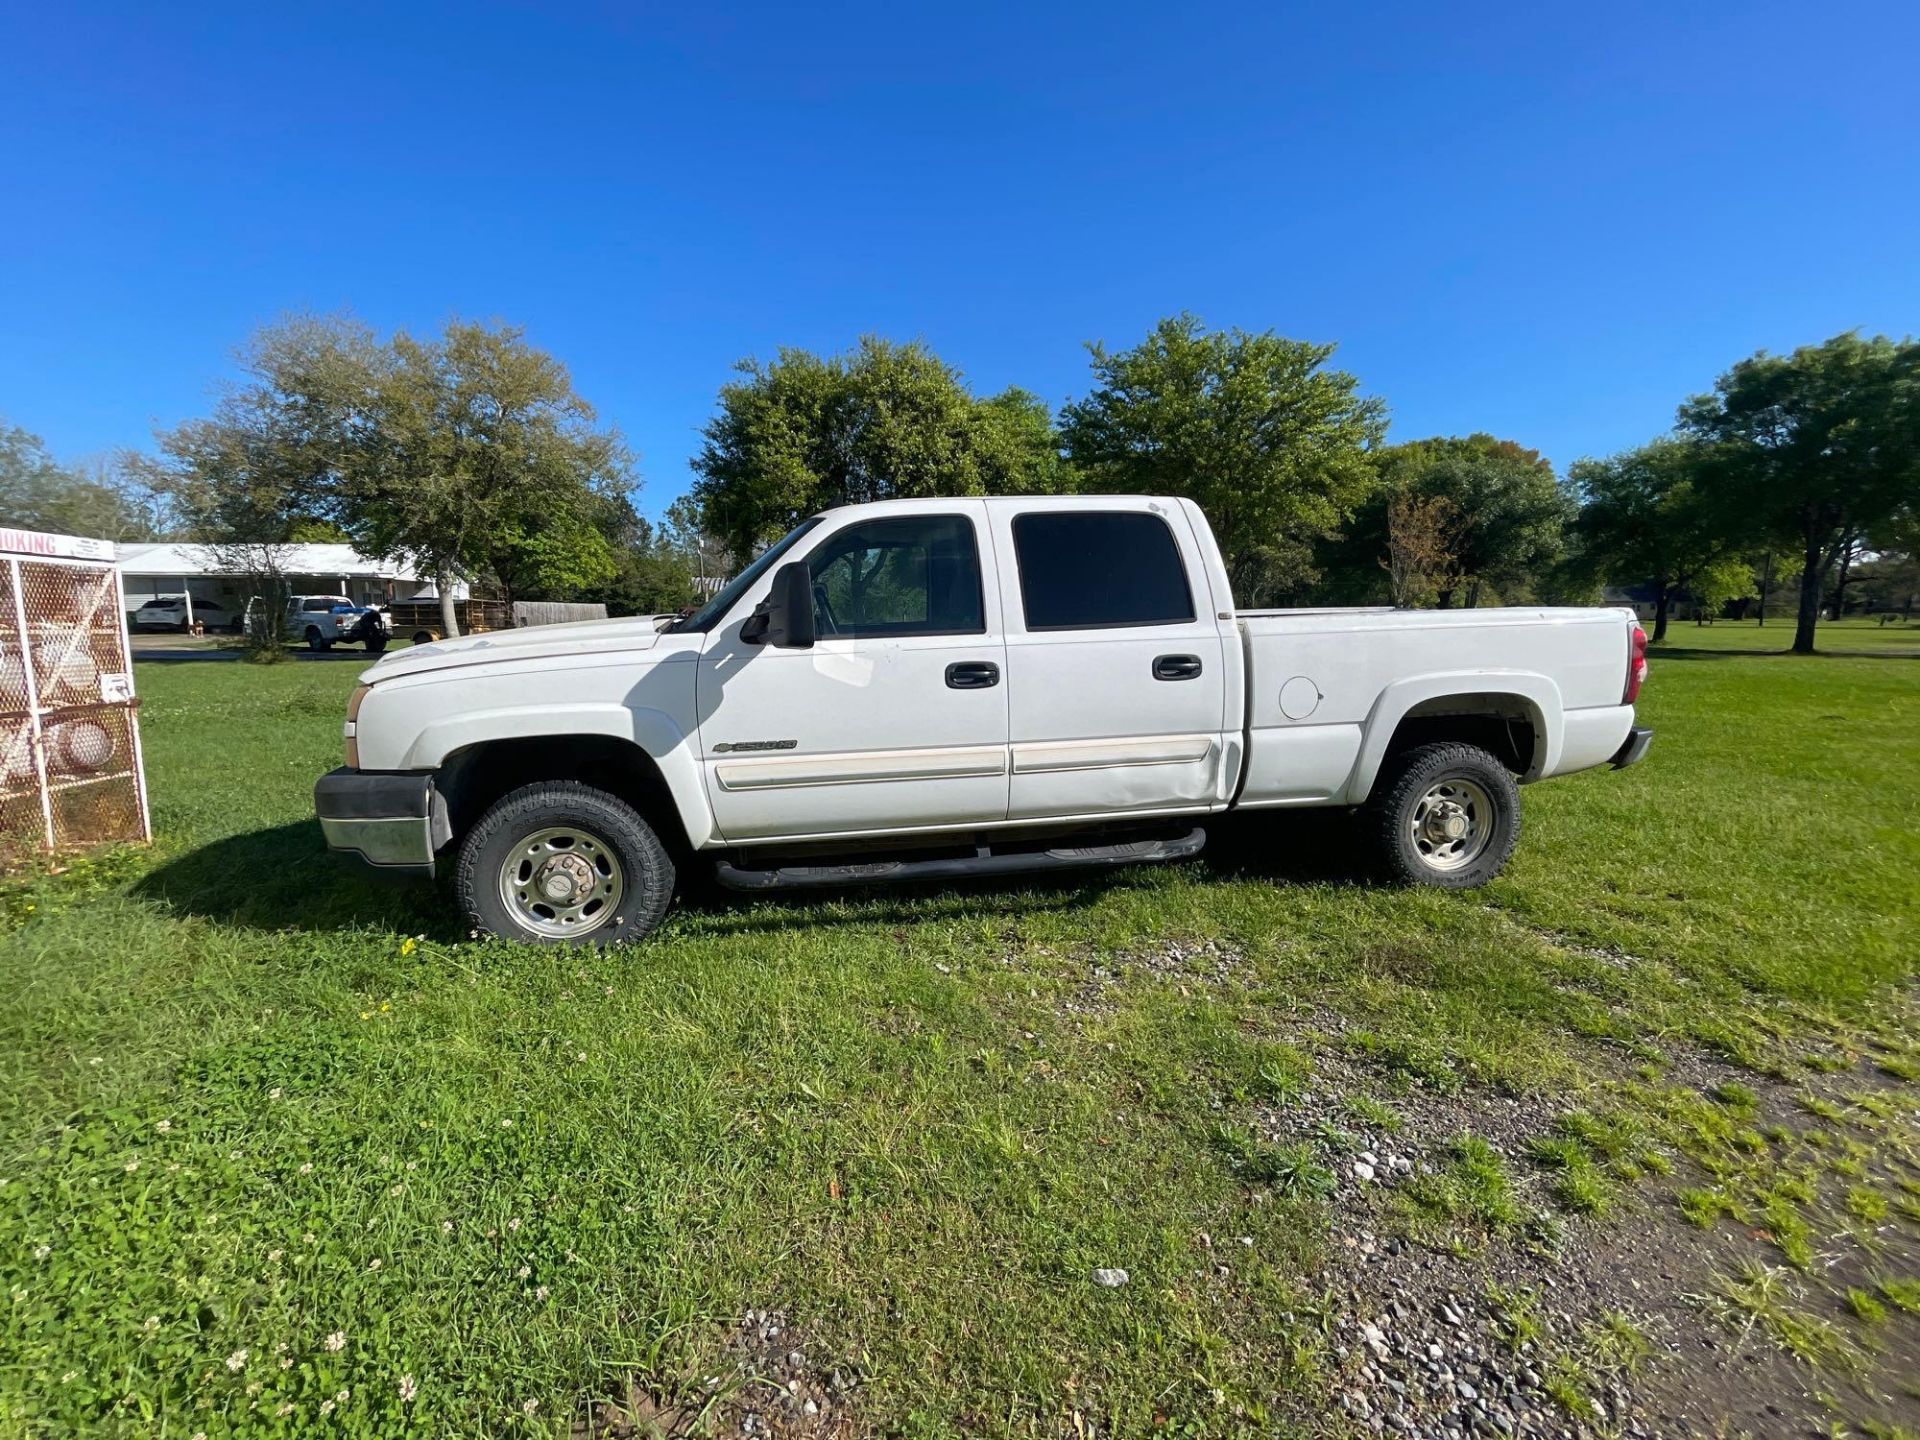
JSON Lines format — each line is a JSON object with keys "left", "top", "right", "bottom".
{"left": 666, "top": 517, "right": 823, "bottom": 633}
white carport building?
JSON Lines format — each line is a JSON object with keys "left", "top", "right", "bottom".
{"left": 116, "top": 543, "right": 443, "bottom": 628}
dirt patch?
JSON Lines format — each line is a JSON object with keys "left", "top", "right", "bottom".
{"left": 1280, "top": 1042, "right": 1920, "bottom": 1439}
{"left": 576, "top": 1310, "right": 860, "bottom": 1440}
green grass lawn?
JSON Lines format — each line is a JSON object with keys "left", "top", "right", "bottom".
{"left": 2, "top": 651, "right": 1917, "bottom": 1437}
{"left": 1650, "top": 612, "right": 1920, "bottom": 656}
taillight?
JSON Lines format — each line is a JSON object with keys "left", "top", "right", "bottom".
{"left": 1623, "top": 623, "right": 1648, "bottom": 704}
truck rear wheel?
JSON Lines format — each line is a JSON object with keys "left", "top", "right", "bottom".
{"left": 455, "top": 782, "right": 675, "bottom": 945}
{"left": 1365, "top": 742, "right": 1519, "bottom": 888}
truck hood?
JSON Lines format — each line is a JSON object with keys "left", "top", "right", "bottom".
{"left": 362, "top": 615, "right": 672, "bottom": 681}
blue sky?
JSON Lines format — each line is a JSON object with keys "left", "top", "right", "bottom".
{"left": 3, "top": 1, "right": 1916, "bottom": 520}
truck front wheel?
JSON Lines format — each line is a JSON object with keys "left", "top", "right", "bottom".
{"left": 1365, "top": 742, "right": 1520, "bottom": 888}
{"left": 455, "top": 782, "right": 676, "bottom": 945}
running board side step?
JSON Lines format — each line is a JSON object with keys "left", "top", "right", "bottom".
{"left": 713, "top": 827, "right": 1208, "bottom": 892}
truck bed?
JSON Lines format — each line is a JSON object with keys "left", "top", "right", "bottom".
{"left": 1231, "top": 606, "right": 1636, "bottom": 809}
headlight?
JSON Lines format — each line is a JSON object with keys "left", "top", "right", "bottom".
{"left": 345, "top": 684, "right": 371, "bottom": 768}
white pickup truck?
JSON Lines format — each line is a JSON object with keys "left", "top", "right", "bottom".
{"left": 315, "top": 495, "right": 1651, "bottom": 944}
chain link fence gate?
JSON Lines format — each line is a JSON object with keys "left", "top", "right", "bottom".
{"left": 0, "top": 528, "right": 151, "bottom": 855}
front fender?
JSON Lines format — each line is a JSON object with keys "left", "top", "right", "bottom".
{"left": 402, "top": 703, "right": 715, "bottom": 849}
{"left": 1340, "top": 670, "right": 1563, "bottom": 804}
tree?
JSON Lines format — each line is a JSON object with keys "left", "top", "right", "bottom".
{"left": 1381, "top": 492, "right": 1461, "bottom": 607}
{"left": 1569, "top": 440, "right": 1728, "bottom": 641}
{"left": 1688, "top": 555, "right": 1756, "bottom": 624}
{"left": 1059, "top": 315, "right": 1385, "bottom": 603}
{"left": 1371, "top": 437, "right": 1572, "bottom": 607}
{"left": 131, "top": 320, "right": 365, "bottom": 656}
{"left": 1678, "top": 332, "right": 1920, "bottom": 653}
{"left": 0, "top": 422, "right": 158, "bottom": 541}
{"left": 690, "top": 337, "right": 1067, "bottom": 563}
{"left": 338, "top": 321, "right": 633, "bottom": 637}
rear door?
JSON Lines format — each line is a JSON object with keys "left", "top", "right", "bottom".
{"left": 988, "top": 498, "right": 1234, "bottom": 821}
{"left": 696, "top": 504, "right": 1011, "bottom": 843}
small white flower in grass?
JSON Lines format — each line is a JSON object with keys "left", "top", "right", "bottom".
{"left": 302, "top": 1232, "right": 315, "bottom": 1245}
{"left": 193, "top": 1432, "right": 207, "bottom": 1440}
{"left": 143, "top": 1316, "right": 160, "bottom": 1332}
{"left": 279, "top": 1357, "right": 292, "bottom": 1370}
{"left": 61, "top": 1371, "right": 76, "bottom": 1384}
{"left": 155, "top": 1119, "right": 171, "bottom": 1133}
{"left": 324, "top": 1331, "right": 346, "bottom": 1352}
{"left": 523, "top": 1399, "right": 539, "bottom": 1416}
{"left": 565, "top": 1249, "right": 578, "bottom": 1264}
{"left": 405, "top": 1160, "right": 417, "bottom": 1171}
{"left": 33, "top": 1244, "right": 50, "bottom": 1261}
{"left": 576, "top": 1051, "right": 588, "bottom": 1062}
{"left": 388, "top": 1183, "right": 404, "bottom": 1196}
{"left": 441, "top": 1220, "right": 453, "bottom": 1233}
{"left": 267, "top": 1249, "right": 282, "bottom": 1262}
{"left": 399, "top": 1374, "right": 417, "bottom": 1403}
{"left": 268, "top": 1087, "right": 283, "bottom": 1101}
{"left": 319, "top": 1401, "right": 334, "bottom": 1417}
{"left": 226, "top": 1348, "right": 248, "bottom": 1372}
{"left": 275, "top": 1402, "right": 293, "bottom": 1417}
{"left": 366, "top": 1258, "right": 381, "bottom": 1271}
{"left": 507, "top": 1217, "right": 520, "bottom": 1232}
{"left": 336, "top": 1388, "right": 350, "bottom": 1404}
{"left": 534, "top": 1285, "right": 549, "bottom": 1302}
{"left": 228, "top": 1150, "right": 242, "bottom": 1161}
{"left": 499, "top": 1119, "right": 513, "bottom": 1129}
{"left": 125, "top": 1158, "right": 139, "bottom": 1172}
{"left": 298, "top": 1163, "right": 313, "bottom": 1175}
{"left": 88, "top": 1057, "right": 102, "bottom": 1066}
{"left": 517, "top": 1264, "right": 531, "bottom": 1279}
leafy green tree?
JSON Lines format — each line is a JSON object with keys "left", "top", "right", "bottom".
{"left": 339, "top": 321, "right": 630, "bottom": 636}
{"left": 1568, "top": 440, "right": 1727, "bottom": 641}
{"left": 1059, "top": 315, "right": 1385, "bottom": 603}
{"left": 1678, "top": 332, "right": 1920, "bottom": 653}
{"left": 1358, "top": 437, "right": 1572, "bottom": 607}
{"left": 691, "top": 337, "right": 1067, "bottom": 563}
{"left": 0, "top": 421, "right": 158, "bottom": 541}
{"left": 132, "top": 319, "right": 367, "bottom": 653}
{"left": 1688, "top": 555, "right": 1757, "bottom": 624}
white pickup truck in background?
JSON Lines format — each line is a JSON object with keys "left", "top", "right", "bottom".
{"left": 316, "top": 495, "right": 1651, "bottom": 944}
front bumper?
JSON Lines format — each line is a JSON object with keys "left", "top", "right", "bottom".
{"left": 314, "top": 768, "right": 449, "bottom": 876}
{"left": 1610, "top": 725, "right": 1654, "bottom": 770}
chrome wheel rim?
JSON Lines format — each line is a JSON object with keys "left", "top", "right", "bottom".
{"left": 1408, "top": 778, "right": 1494, "bottom": 873}
{"left": 498, "top": 826, "right": 624, "bottom": 938}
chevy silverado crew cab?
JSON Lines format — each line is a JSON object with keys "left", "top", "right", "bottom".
{"left": 315, "top": 496, "right": 1651, "bottom": 945}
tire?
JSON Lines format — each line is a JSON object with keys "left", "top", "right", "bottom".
{"left": 455, "top": 782, "right": 675, "bottom": 946}
{"left": 365, "top": 634, "right": 389, "bottom": 653}
{"left": 1364, "top": 742, "right": 1520, "bottom": 888}
{"left": 412, "top": 630, "right": 436, "bottom": 646}
{"left": 304, "top": 626, "right": 331, "bottom": 652}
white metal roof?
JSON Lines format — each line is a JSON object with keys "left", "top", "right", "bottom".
{"left": 117, "top": 542, "right": 423, "bottom": 580}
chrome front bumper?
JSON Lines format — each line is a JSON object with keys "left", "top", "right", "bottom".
{"left": 314, "top": 768, "right": 449, "bottom": 876}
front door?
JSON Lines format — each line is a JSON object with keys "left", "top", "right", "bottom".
{"left": 696, "top": 505, "right": 1011, "bottom": 843}
{"left": 988, "top": 499, "right": 1233, "bottom": 821}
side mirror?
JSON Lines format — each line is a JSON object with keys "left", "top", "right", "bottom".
{"left": 743, "top": 561, "right": 816, "bottom": 648}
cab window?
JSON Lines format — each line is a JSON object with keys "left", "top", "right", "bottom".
{"left": 806, "top": 515, "right": 984, "bottom": 637}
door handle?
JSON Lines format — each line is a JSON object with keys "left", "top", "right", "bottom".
{"left": 1153, "top": 654, "right": 1203, "bottom": 681}
{"left": 945, "top": 661, "right": 1000, "bottom": 689}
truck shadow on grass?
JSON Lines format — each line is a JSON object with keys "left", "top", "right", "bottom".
{"left": 133, "top": 820, "right": 468, "bottom": 940}
{"left": 135, "top": 813, "right": 1367, "bottom": 942}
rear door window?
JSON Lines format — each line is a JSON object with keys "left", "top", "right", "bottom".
{"left": 1011, "top": 511, "right": 1195, "bottom": 630}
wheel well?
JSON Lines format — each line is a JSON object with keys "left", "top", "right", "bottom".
{"left": 434, "top": 736, "right": 692, "bottom": 860}
{"left": 1379, "top": 695, "right": 1538, "bottom": 778}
